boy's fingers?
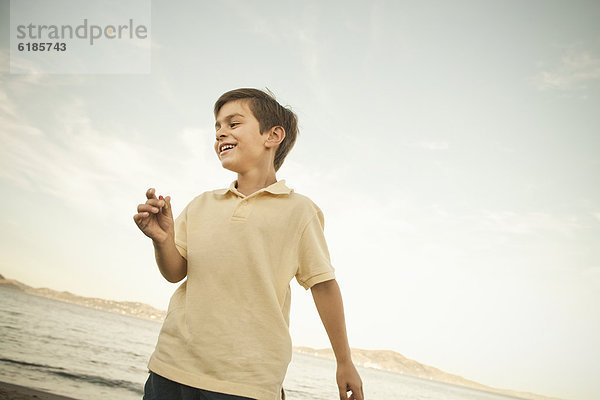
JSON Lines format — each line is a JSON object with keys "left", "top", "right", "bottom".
{"left": 146, "top": 187, "right": 158, "bottom": 200}
{"left": 145, "top": 198, "right": 164, "bottom": 207}
{"left": 138, "top": 204, "right": 160, "bottom": 213}
{"left": 349, "top": 384, "right": 362, "bottom": 400}
{"left": 354, "top": 385, "right": 363, "bottom": 400}
{"left": 159, "top": 195, "right": 172, "bottom": 216}
{"left": 132, "top": 212, "right": 149, "bottom": 224}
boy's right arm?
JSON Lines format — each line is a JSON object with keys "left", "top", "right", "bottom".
{"left": 133, "top": 188, "right": 187, "bottom": 283}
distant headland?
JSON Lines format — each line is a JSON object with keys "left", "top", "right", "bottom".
{"left": 0, "top": 273, "right": 166, "bottom": 321}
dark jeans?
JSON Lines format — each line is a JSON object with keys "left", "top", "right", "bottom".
{"left": 143, "top": 371, "right": 254, "bottom": 400}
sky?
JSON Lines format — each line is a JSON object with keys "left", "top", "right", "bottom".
{"left": 1, "top": 0, "right": 599, "bottom": 399}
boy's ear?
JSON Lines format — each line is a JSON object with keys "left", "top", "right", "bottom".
{"left": 265, "top": 126, "right": 286, "bottom": 149}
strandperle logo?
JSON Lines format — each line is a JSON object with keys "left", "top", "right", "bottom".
{"left": 10, "top": 0, "right": 151, "bottom": 74}
{"left": 15, "top": 18, "right": 148, "bottom": 45}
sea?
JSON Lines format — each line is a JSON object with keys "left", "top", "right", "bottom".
{"left": 0, "top": 287, "right": 522, "bottom": 400}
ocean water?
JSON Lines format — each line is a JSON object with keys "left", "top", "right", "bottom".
{"left": 0, "top": 287, "right": 521, "bottom": 400}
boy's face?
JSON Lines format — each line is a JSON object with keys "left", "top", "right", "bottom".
{"left": 214, "top": 100, "right": 274, "bottom": 174}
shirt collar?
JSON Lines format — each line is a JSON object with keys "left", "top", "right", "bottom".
{"left": 214, "top": 179, "right": 293, "bottom": 197}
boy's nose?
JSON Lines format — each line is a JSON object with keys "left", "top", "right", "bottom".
{"left": 216, "top": 131, "right": 228, "bottom": 140}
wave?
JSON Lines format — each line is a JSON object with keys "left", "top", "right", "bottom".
{"left": 0, "top": 357, "right": 62, "bottom": 370}
{"left": 0, "top": 357, "right": 142, "bottom": 394}
{"left": 52, "top": 370, "right": 143, "bottom": 393}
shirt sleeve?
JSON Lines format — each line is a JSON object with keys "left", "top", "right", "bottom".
{"left": 174, "top": 202, "right": 189, "bottom": 260}
{"left": 295, "top": 209, "right": 336, "bottom": 290}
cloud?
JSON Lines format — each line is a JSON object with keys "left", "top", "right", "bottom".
{"left": 402, "top": 140, "right": 450, "bottom": 150}
{"left": 0, "top": 49, "right": 42, "bottom": 82}
{"left": 414, "top": 140, "right": 450, "bottom": 150}
{"left": 533, "top": 49, "right": 600, "bottom": 91}
{"left": 0, "top": 88, "right": 19, "bottom": 119}
{"left": 0, "top": 92, "right": 218, "bottom": 226}
{"left": 0, "top": 49, "right": 87, "bottom": 86}
{"left": 368, "top": 1, "right": 385, "bottom": 43}
{"left": 475, "top": 209, "right": 583, "bottom": 240}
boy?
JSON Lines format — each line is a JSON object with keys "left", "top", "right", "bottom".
{"left": 133, "top": 88, "right": 363, "bottom": 400}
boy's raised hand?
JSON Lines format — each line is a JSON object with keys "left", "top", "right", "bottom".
{"left": 133, "top": 188, "right": 174, "bottom": 244}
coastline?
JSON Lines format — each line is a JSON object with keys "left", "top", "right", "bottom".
{"left": 0, "top": 278, "right": 565, "bottom": 400}
{"left": 0, "top": 381, "right": 79, "bottom": 400}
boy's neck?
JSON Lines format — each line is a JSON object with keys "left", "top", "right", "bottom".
{"left": 235, "top": 171, "right": 278, "bottom": 197}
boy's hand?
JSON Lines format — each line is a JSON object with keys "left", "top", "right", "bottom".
{"left": 133, "top": 188, "right": 174, "bottom": 244}
{"left": 336, "top": 361, "right": 364, "bottom": 400}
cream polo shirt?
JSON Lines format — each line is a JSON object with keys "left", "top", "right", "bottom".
{"left": 147, "top": 179, "right": 336, "bottom": 400}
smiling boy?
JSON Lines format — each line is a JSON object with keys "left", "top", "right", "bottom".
{"left": 134, "top": 88, "right": 363, "bottom": 400}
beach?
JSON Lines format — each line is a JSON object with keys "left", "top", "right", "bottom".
{"left": 0, "top": 381, "right": 78, "bottom": 400}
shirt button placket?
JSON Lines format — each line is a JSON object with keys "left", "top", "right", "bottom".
{"left": 233, "top": 198, "right": 250, "bottom": 219}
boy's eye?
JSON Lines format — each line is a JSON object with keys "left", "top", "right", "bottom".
{"left": 230, "top": 122, "right": 239, "bottom": 128}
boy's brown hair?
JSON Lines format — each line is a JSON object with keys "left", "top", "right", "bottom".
{"left": 214, "top": 88, "right": 299, "bottom": 172}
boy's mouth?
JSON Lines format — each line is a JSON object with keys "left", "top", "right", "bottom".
{"left": 219, "top": 143, "right": 236, "bottom": 156}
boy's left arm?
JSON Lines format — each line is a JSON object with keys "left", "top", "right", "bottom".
{"left": 311, "top": 279, "right": 364, "bottom": 400}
